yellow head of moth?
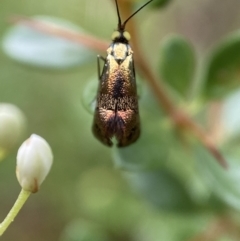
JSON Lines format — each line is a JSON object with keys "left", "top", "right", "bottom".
{"left": 111, "top": 30, "right": 131, "bottom": 42}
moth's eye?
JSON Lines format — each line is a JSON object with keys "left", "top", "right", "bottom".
{"left": 111, "top": 31, "right": 121, "bottom": 40}
{"left": 123, "top": 31, "right": 131, "bottom": 41}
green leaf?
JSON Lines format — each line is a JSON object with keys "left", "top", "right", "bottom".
{"left": 159, "top": 35, "right": 195, "bottom": 98}
{"left": 221, "top": 90, "right": 240, "bottom": 139}
{"left": 124, "top": 169, "right": 195, "bottom": 211}
{"left": 76, "top": 167, "right": 145, "bottom": 234}
{"left": 81, "top": 76, "right": 98, "bottom": 115}
{"left": 150, "top": 0, "right": 172, "bottom": 8}
{"left": 195, "top": 145, "right": 240, "bottom": 210}
{"left": 203, "top": 31, "right": 240, "bottom": 99}
{"left": 2, "top": 16, "right": 95, "bottom": 69}
{"left": 133, "top": 213, "right": 214, "bottom": 241}
{"left": 60, "top": 219, "right": 110, "bottom": 241}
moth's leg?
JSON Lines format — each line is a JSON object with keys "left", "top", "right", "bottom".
{"left": 97, "top": 55, "right": 106, "bottom": 80}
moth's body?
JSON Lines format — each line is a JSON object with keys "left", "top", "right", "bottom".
{"left": 93, "top": 42, "right": 140, "bottom": 147}
{"left": 92, "top": 0, "right": 152, "bottom": 147}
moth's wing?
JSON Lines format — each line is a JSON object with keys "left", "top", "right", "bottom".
{"left": 117, "top": 113, "right": 140, "bottom": 147}
{"left": 117, "top": 55, "right": 140, "bottom": 147}
{"left": 132, "top": 58, "right": 136, "bottom": 80}
{"left": 92, "top": 116, "right": 113, "bottom": 147}
{"left": 92, "top": 57, "right": 113, "bottom": 147}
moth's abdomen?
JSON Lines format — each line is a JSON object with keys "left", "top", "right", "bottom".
{"left": 92, "top": 95, "right": 140, "bottom": 147}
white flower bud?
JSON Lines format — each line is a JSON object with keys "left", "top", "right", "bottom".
{"left": 0, "top": 103, "right": 26, "bottom": 156}
{"left": 16, "top": 134, "right": 53, "bottom": 193}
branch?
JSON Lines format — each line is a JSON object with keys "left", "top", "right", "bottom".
{"left": 9, "top": 15, "right": 109, "bottom": 53}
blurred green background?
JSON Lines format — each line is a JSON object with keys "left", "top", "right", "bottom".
{"left": 1, "top": 0, "right": 240, "bottom": 240}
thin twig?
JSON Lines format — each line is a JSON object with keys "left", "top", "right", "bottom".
{"left": 9, "top": 15, "right": 109, "bottom": 52}
{"left": 8, "top": 10, "right": 227, "bottom": 168}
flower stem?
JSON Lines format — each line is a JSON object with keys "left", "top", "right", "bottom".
{"left": 0, "top": 189, "right": 31, "bottom": 236}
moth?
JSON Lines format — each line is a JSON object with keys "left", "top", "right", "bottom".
{"left": 92, "top": 0, "right": 153, "bottom": 147}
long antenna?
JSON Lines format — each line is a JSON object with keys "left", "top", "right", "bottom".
{"left": 122, "top": 0, "right": 153, "bottom": 30}
{"left": 115, "top": 0, "right": 122, "bottom": 30}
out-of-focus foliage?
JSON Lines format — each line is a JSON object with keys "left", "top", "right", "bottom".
{"left": 1, "top": 0, "right": 240, "bottom": 241}
{"left": 0, "top": 103, "right": 26, "bottom": 159}
{"left": 195, "top": 145, "right": 240, "bottom": 210}
{"left": 150, "top": 0, "right": 172, "bottom": 8}
{"left": 159, "top": 35, "right": 195, "bottom": 99}
{"left": 3, "top": 16, "right": 94, "bottom": 69}
{"left": 60, "top": 219, "right": 111, "bottom": 241}
{"left": 203, "top": 31, "right": 240, "bottom": 99}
